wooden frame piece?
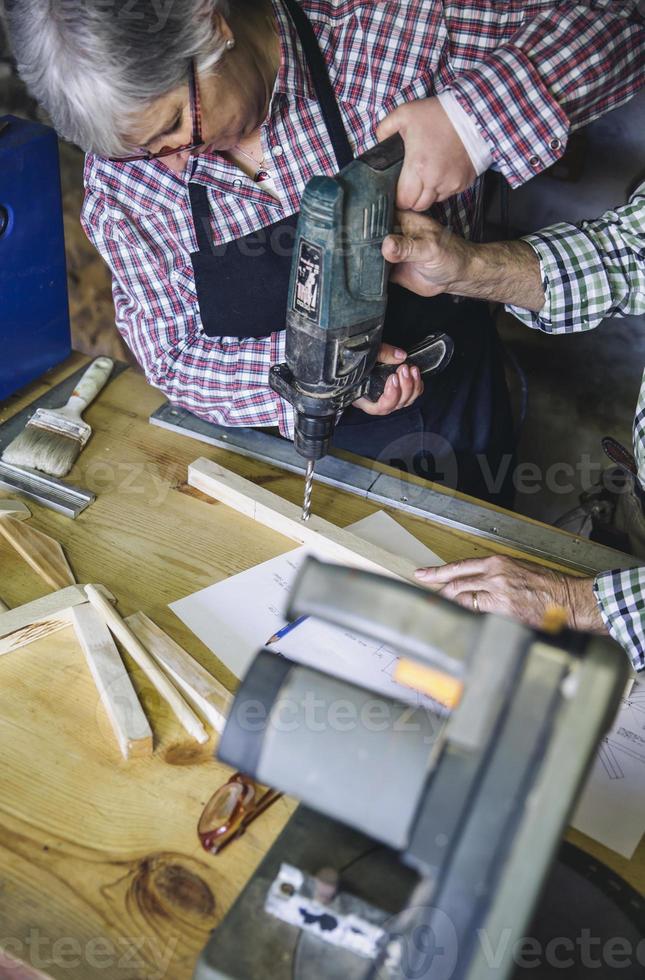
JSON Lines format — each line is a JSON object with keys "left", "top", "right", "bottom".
{"left": 0, "top": 500, "right": 31, "bottom": 521}
{"left": 125, "top": 611, "right": 232, "bottom": 733}
{"left": 84, "top": 585, "right": 208, "bottom": 745}
{"left": 0, "top": 517, "right": 76, "bottom": 590}
{"left": 188, "top": 457, "right": 418, "bottom": 582}
{"left": 71, "top": 604, "right": 153, "bottom": 759}
{"left": 0, "top": 584, "right": 115, "bottom": 655}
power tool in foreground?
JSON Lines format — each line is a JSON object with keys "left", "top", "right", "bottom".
{"left": 269, "top": 135, "right": 454, "bottom": 521}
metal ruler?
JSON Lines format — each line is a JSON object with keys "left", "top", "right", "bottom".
{"left": 150, "top": 402, "right": 639, "bottom": 576}
{"left": 0, "top": 361, "right": 128, "bottom": 518}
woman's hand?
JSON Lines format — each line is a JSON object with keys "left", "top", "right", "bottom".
{"left": 414, "top": 555, "right": 608, "bottom": 633}
{"left": 382, "top": 211, "right": 473, "bottom": 297}
{"left": 376, "top": 98, "right": 476, "bottom": 211}
{"left": 353, "top": 343, "right": 424, "bottom": 416}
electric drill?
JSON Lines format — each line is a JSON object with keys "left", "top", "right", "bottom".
{"left": 269, "top": 134, "right": 454, "bottom": 520}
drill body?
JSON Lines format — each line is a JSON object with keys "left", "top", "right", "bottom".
{"left": 269, "top": 135, "right": 406, "bottom": 461}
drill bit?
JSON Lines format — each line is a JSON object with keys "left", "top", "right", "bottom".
{"left": 302, "top": 459, "right": 315, "bottom": 521}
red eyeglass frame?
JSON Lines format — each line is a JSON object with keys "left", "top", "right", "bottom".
{"left": 197, "top": 772, "right": 283, "bottom": 856}
{"left": 109, "top": 60, "right": 204, "bottom": 163}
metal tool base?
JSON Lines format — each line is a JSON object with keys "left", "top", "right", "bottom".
{"left": 193, "top": 806, "right": 418, "bottom": 980}
{"left": 150, "top": 403, "right": 638, "bottom": 576}
{"left": 194, "top": 808, "right": 645, "bottom": 980}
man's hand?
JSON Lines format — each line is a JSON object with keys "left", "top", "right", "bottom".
{"left": 383, "top": 211, "right": 473, "bottom": 297}
{"left": 376, "top": 97, "right": 476, "bottom": 211}
{"left": 353, "top": 343, "right": 423, "bottom": 416}
{"left": 383, "top": 211, "right": 547, "bottom": 311}
{"left": 414, "top": 555, "right": 607, "bottom": 633}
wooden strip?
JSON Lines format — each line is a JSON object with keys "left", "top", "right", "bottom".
{"left": 71, "top": 604, "right": 153, "bottom": 759}
{"left": 0, "top": 585, "right": 114, "bottom": 644}
{"left": 0, "top": 517, "right": 76, "bottom": 590}
{"left": 0, "top": 610, "right": 75, "bottom": 655}
{"left": 126, "top": 611, "right": 232, "bottom": 734}
{"left": 0, "top": 499, "right": 31, "bottom": 521}
{"left": 188, "top": 458, "right": 418, "bottom": 582}
{"left": 84, "top": 585, "right": 208, "bottom": 745}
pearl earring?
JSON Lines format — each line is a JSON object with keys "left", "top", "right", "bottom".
{"left": 225, "top": 38, "right": 236, "bottom": 50}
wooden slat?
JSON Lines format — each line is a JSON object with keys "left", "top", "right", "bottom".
{"left": 188, "top": 457, "right": 418, "bottom": 582}
{"left": 0, "top": 585, "right": 113, "bottom": 646}
{"left": 71, "top": 604, "right": 153, "bottom": 759}
{"left": 0, "top": 499, "right": 31, "bottom": 521}
{"left": 126, "top": 611, "right": 232, "bottom": 734}
{"left": 85, "top": 585, "right": 209, "bottom": 745}
{"left": 0, "top": 517, "right": 76, "bottom": 590}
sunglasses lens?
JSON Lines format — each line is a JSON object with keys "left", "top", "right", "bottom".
{"left": 198, "top": 777, "right": 256, "bottom": 853}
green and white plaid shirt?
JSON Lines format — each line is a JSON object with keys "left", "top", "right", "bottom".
{"left": 508, "top": 183, "right": 645, "bottom": 672}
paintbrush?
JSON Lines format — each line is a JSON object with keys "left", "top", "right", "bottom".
{"left": 2, "top": 357, "right": 114, "bottom": 477}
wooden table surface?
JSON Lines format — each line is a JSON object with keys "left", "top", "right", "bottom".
{"left": 0, "top": 355, "right": 642, "bottom": 980}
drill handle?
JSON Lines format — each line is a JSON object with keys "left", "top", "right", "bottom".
{"left": 365, "top": 332, "right": 454, "bottom": 402}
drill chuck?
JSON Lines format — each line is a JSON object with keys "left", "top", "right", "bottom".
{"left": 293, "top": 412, "right": 336, "bottom": 462}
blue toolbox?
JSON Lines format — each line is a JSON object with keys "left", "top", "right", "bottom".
{"left": 0, "top": 115, "right": 71, "bottom": 400}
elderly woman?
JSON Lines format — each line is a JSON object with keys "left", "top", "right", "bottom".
{"left": 5, "top": 0, "right": 642, "bottom": 506}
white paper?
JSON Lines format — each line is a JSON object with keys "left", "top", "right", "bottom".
{"left": 571, "top": 683, "right": 645, "bottom": 858}
{"left": 169, "top": 511, "right": 444, "bottom": 707}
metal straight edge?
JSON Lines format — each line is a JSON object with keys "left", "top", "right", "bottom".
{"left": 150, "top": 402, "right": 639, "bottom": 576}
{"left": 0, "top": 360, "right": 128, "bottom": 518}
{"left": 0, "top": 461, "right": 94, "bottom": 518}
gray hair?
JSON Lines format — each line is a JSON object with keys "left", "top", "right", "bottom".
{"left": 4, "top": 0, "right": 230, "bottom": 157}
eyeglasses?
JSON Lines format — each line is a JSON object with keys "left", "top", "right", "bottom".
{"left": 109, "top": 59, "right": 204, "bottom": 163}
{"left": 198, "top": 772, "right": 283, "bottom": 855}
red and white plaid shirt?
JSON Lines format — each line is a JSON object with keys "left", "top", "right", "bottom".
{"left": 82, "top": 0, "right": 644, "bottom": 436}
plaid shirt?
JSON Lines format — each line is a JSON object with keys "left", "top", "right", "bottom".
{"left": 82, "top": 0, "right": 644, "bottom": 436}
{"left": 509, "top": 183, "right": 645, "bottom": 672}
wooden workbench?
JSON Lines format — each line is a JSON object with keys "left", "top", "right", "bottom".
{"left": 0, "top": 355, "right": 642, "bottom": 980}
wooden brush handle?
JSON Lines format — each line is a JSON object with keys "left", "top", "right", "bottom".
{"left": 64, "top": 358, "right": 114, "bottom": 418}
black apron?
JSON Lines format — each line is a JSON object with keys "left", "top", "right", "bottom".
{"left": 188, "top": 0, "right": 514, "bottom": 506}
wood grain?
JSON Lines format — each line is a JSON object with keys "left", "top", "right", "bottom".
{"left": 0, "top": 517, "right": 76, "bottom": 590}
{"left": 0, "top": 357, "right": 640, "bottom": 980}
{"left": 71, "top": 604, "right": 153, "bottom": 760}
{"left": 126, "top": 612, "right": 232, "bottom": 734}
{"left": 188, "top": 457, "right": 419, "bottom": 582}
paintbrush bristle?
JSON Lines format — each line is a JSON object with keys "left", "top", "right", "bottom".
{"left": 2, "top": 424, "right": 82, "bottom": 477}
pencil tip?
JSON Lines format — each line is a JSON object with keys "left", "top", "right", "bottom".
{"left": 266, "top": 636, "right": 278, "bottom": 646}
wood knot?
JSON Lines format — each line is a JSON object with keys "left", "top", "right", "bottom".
{"left": 163, "top": 742, "right": 213, "bottom": 766}
{"left": 129, "top": 854, "right": 215, "bottom": 922}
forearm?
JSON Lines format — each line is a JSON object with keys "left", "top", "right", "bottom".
{"left": 448, "top": 239, "right": 546, "bottom": 311}
{"left": 563, "top": 576, "right": 607, "bottom": 634}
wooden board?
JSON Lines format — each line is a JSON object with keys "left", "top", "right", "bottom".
{"left": 0, "top": 585, "right": 114, "bottom": 651}
{"left": 188, "top": 457, "right": 419, "bottom": 582}
{"left": 85, "top": 585, "right": 208, "bottom": 746}
{"left": 0, "top": 517, "right": 76, "bottom": 590}
{"left": 0, "top": 356, "right": 641, "bottom": 980}
{"left": 71, "top": 604, "right": 153, "bottom": 759}
{"left": 126, "top": 611, "right": 232, "bottom": 734}
{"left": 0, "top": 499, "right": 31, "bottom": 521}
